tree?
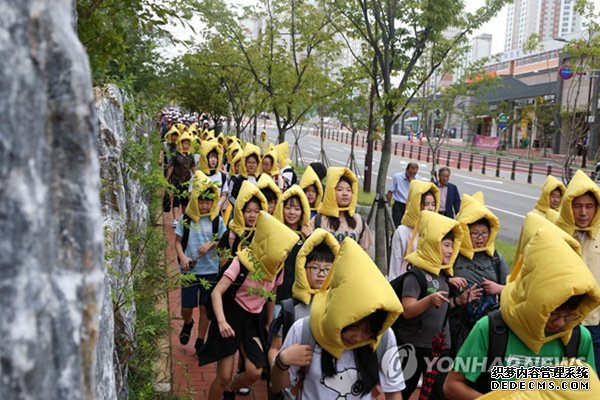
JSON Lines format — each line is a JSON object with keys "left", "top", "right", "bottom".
{"left": 197, "top": 0, "right": 343, "bottom": 143}
{"left": 332, "top": 0, "right": 509, "bottom": 269}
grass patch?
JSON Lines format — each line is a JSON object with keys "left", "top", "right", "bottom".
{"left": 495, "top": 239, "right": 517, "bottom": 270}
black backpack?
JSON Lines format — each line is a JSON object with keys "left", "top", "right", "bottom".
{"left": 469, "top": 309, "right": 582, "bottom": 394}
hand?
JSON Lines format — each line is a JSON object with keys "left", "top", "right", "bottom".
{"left": 300, "top": 224, "right": 312, "bottom": 237}
{"left": 218, "top": 320, "right": 235, "bottom": 338}
{"left": 481, "top": 278, "right": 504, "bottom": 295}
{"left": 459, "top": 285, "right": 484, "bottom": 305}
{"left": 428, "top": 291, "right": 449, "bottom": 308}
{"left": 181, "top": 256, "right": 192, "bottom": 271}
{"left": 279, "top": 344, "right": 313, "bottom": 367}
{"left": 448, "top": 277, "right": 468, "bottom": 291}
{"left": 197, "top": 242, "right": 213, "bottom": 256}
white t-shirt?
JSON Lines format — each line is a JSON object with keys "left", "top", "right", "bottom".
{"left": 279, "top": 318, "right": 405, "bottom": 399}
{"left": 388, "top": 225, "right": 418, "bottom": 281}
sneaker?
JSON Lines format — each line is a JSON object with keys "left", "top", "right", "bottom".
{"left": 179, "top": 319, "right": 194, "bottom": 345}
{"left": 195, "top": 339, "right": 204, "bottom": 359}
{"left": 236, "top": 387, "right": 250, "bottom": 395}
{"left": 172, "top": 220, "right": 178, "bottom": 228}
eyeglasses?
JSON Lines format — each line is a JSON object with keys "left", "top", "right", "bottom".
{"left": 307, "top": 266, "right": 331, "bottom": 275}
{"left": 548, "top": 311, "right": 580, "bottom": 324}
{"left": 470, "top": 231, "right": 490, "bottom": 239}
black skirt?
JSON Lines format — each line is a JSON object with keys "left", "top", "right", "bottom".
{"left": 198, "top": 296, "right": 269, "bottom": 368}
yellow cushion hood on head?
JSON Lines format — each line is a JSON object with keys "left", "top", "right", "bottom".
{"left": 405, "top": 211, "right": 463, "bottom": 276}
{"left": 456, "top": 192, "right": 500, "bottom": 259}
{"left": 237, "top": 211, "right": 301, "bottom": 282}
{"left": 165, "top": 126, "right": 180, "bottom": 143}
{"left": 229, "top": 181, "right": 269, "bottom": 237}
{"left": 257, "top": 174, "right": 282, "bottom": 206}
{"left": 299, "top": 166, "right": 323, "bottom": 213}
{"left": 174, "top": 123, "right": 187, "bottom": 134}
{"left": 293, "top": 229, "right": 340, "bottom": 305}
{"left": 500, "top": 228, "right": 600, "bottom": 354}
{"left": 511, "top": 212, "right": 581, "bottom": 283}
{"left": 310, "top": 238, "right": 404, "bottom": 359}
{"left": 400, "top": 180, "right": 441, "bottom": 228}
{"left": 239, "top": 143, "right": 262, "bottom": 178}
{"left": 261, "top": 148, "right": 280, "bottom": 176}
{"left": 275, "top": 142, "right": 292, "bottom": 168}
{"left": 274, "top": 185, "right": 311, "bottom": 227}
{"left": 534, "top": 175, "right": 566, "bottom": 214}
{"left": 176, "top": 131, "right": 194, "bottom": 154}
{"left": 557, "top": 170, "right": 600, "bottom": 238}
{"left": 227, "top": 141, "right": 241, "bottom": 161}
{"left": 186, "top": 171, "right": 221, "bottom": 222}
{"left": 320, "top": 167, "right": 358, "bottom": 218}
{"left": 199, "top": 139, "right": 224, "bottom": 175}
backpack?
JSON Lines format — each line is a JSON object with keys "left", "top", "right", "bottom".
{"left": 204, "top": 262, "right": 251, "bottom": 321}
{"left": 389, "top": 266, "right": 436, "bottom": 333}
{"left": 179, "top": 214, "right": 221, "bottom": 264}
{"left": 469, "top": 309, "right": 582, "bottom": 394}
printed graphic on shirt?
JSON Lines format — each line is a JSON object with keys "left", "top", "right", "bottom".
{"left": 321, "top": 368, "right": 361, "bottom": 399}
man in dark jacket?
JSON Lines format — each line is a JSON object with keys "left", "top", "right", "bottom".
{"left": 436, "top": 167, "right": 461, "bottom": 218}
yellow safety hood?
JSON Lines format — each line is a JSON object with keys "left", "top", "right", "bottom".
{"left": 310, "top": 238, "right": 403, "bottom": 359}
{"left": 257, "top": 174, "right": 282, "bottom": 206}
{"left": 176, "top": 131, "right": 194, "bottom": 154}
{"left": 228, "top": 181, "right": 269, "bottom": 237}
{"left": 400, "top": 180, "right": 440, "bottom": 228}
{"left": 557, "top": 170, "right": 600, "bottom": 238}
{"left": 275, "top": 142, "right": 292, "bottom": 168}
{"left": 299, "top": 165, "right": 323, "bottom": 213}
{"left": 237, "top": 212, "right": 301, "bottom": 282}
{"left": 261, "top": 148, "right": 280, "bottom": 176}
{"left": 240, "top": 143, "right": 262, "bottom": 178}
{"left": 404, "top": 211, "right": 463, "bottom": 276}
{"left": 274, "top": 184, "right": 311, "bottom": 227}
{"left": 292, "top": 229, "right": 340, "bottom": 304}
{"left": 186, "top": 171, "right": 220, "bottom": 222}
{"left": 199, "top": 139, "right": 224, "bottom": 175}
{"left": 534, "top": 175, "right": 566, "bottom": 214}
{"left": 500, "top": 228, "right": 600, "bottom": 353}
{"left": 456, "top": 192, "right": 500, "bottom": 259}
{"left": 320, "top": 167, "right": 358, "bottom": 218}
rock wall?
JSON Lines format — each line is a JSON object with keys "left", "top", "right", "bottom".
{"left": 0, "top": 1, "right": 107, "bottom": 400}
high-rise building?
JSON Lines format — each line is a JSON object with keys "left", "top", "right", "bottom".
{"left": 504, "top": 0, "right": 582, "bottom": 51}
{"left": 471, "top": 33, "right": 493, "bottom": 62}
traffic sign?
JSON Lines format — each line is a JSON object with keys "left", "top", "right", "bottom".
{"left": 499, "top": 122, "right": 507, "bottom": 130}
{"left": 559, "top": 64, "right": 574, "bottom": 80}
{"left": 498, "top": 113, "right": 508, "bottom": 123}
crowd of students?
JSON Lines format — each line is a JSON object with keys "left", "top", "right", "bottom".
{"left": 158, "top": 109, "right": 600, "bottom": 400}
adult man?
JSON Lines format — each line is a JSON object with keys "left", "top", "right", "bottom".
{"left": 387, "top": 162, "right": 419, "bottom": 227}
{"left": 557, "top": 170, "right": 600, "bottom": 373}
{"left": 436, "top": 167, "right": 461, "bottom": 218}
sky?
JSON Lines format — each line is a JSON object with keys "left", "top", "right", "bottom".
{"left": 165, "top": 0, "right": 510, "bottom": 58}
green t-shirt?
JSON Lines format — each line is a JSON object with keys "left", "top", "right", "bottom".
{"left": 453, "top": 315, "right": 596, "bottom": 384}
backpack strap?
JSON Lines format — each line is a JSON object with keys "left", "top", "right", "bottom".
{"left": 280, "top": 298, "right": 296, "bottom": 340}
{"left": 314, "top": 214, "right": 322, "bottom": 230}
{"left": 212, "top": 217, "right": 220, "bottom": 237}
{"left": 471, "top": 309, "right": 508, "bottom": 393}
{"left": 220, "top": 172, "right": 227, "bottom": 193}
{"left": 181, "top": 214, "right": 193, "bottom": 253}
{"left": 491, "top": 250, "right": 502, "bottom": 284}
{"left": 357, "top": 214, "right": 367, "bottom": 242}
{"left": 407, "top": 266, "right": 429, "bottom": 300}
{"left": 300, "top": 316, "right": 317, "bottom": 349}
{"left": 375, "top": 329, "right": 390, "bottom": 364}
{"left": 564, "top": 325, "right": 581, "bottom": 359}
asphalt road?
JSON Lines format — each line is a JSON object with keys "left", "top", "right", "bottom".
{"left": 259, "top": 127, "right": 550, "bottom": 244}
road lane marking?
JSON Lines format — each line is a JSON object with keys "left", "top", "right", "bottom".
{"left": 455, "top": 174, "right": 503, "bottom": 184}
{"left": 486, "top": 205, "right": 525, "bottom": 219}
{"left": 463, "top": 181, "right": 537, "bottom": 200}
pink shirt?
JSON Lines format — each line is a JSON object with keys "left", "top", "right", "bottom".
{"left": 224, "top": 258, "right": 283, "bottom": 313}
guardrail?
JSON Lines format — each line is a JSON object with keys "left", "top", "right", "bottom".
{"left": 315, "top": 128, "right": 597, "bottom": 184}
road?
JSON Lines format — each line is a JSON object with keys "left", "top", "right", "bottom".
{"left": 259, "top": 127, "right": 549, "bottom": 244}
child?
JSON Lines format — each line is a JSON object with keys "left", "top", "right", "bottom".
{"left": 257, "top": 174, "right": 282, "bottom": 215}
{"left": 274, "top": 142, "right": 296, "bottom": 190}
{"left": 395, "top": 211, "right": 482, "bottom": 399}
{"left": 273, "top": 185, "right": 312, "bottom": 306}
{"left": 388, "top": 181, "right": 440, "bottom": 280}
{"left": 261, "top": 148, "right": 284, "bottom": 190}
{"left": 444, "top": 226, "right": 600, "bottom": 398}
{"left": 299, "top": 165, "right": 323, "bottom": 218}
{"left": 230, "top": 143, "right": 262, "bottom": 200}
{"left": 310, "top": 167, "right": 373, "bottom": 252}
{"left": 198, "top": 139, "right": 229, "bottom": 212}
{"left": 271, "top": 238, "right": 405, "bottom": 399}
{"left": 217, "top": 181, "right": 268, "bottom": 268}
{"left": 199, "top": 212, "right": 301, "bottom": 400}
{"left": 267, "top": 229, "right": 340, "bottom": 368}
{"left": 532, "top": 175, "right": 566, "bottom": 216}
{"left": 174, "top": 173, "right": 227, "bottom": 357}
{"left": 166, "top": 131, "right": 197, "bottom": 227}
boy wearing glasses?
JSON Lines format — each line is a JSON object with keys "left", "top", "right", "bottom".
{"left": 444, "top": 226, "right": 600, "bottom": 399}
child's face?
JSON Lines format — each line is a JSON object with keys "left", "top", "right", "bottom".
{"left": 243, "top": 201, "right": 261, "bottom": 227}
{"left": 181, "top": 139, "right": 190, "bottom": 152}
{"left": 549, "top": 189, "right": 562, "bottom": 210}
{"left": 335, "top": 180, "right": 352, "bottom": 208}
{"left": 246, "top": 155, "right": 258, "bottom": 174}
{"left": 305, "top": 260, "right": 332, "bottom": 290}
{"left": 441, "top": 238, "right": 454, "bottom": 264}
{"left": 421, "top": 194, "right": 436, "bottom": 212}
{"left": 304, "top": 185, "right": 317, "bottom": 205}
{"left": 208, "top": 152, "right": 218, "bottom": 168}
{"left": 267, "top": 200, "right": 277, "bottom": 215}
{"left": 262, "top": 156, "right": 273, "bottom": 173}
{"left": 545, "top": 308, "right": 579, "bottom": 333}
{"left": 284, "top": 202, "right": 302, "bottom": 227}
{"left": 198, "top": 199, "right": 214, "bottom": 214}
{"left": 341, "top": 317, "right": 373, "bottom": 347}
{"left": 234, "top": 161, "right": 240, "bottom": 174}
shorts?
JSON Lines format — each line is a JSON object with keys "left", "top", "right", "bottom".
{"left": 181, "top": 273, "right": 218, "bottom": 308}
{"left": 172, "top": 183, "right": 190, "bottom": 208}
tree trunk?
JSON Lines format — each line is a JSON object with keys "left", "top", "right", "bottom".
{"left": 374, "top": 112, "right": 394, "bottom": 273}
